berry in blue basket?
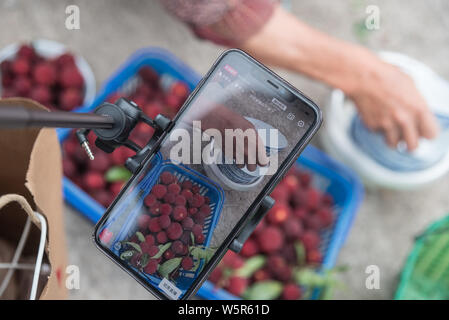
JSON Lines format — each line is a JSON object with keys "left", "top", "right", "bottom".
{"left": 156, "top": 231, "right": 168, "bottom": 244}
{"left": 283, "top": 217, "right": 303, "bottom": 239}
{"left": 144, "top": 234, "right": 155, "bottom": 246}
{"left": 226, "top": 276, "right": 248, "bottom": 296}
{"left": 148, "top": 218, "right": 162, "bottom": 233}
{"left": 137, "top": 214, "right": 151, "bottom": 229}
{"left": 167, "top": 183, "right": 181, "bottom": 194}
{"left": 304, "top": 214, "right": 322, "bottom": 231}
{"left": 300, "top": 230, "right": 320, "bottom": 250}
{"left": 191, "top": 224, "right": 203, "bottom": 238}
{"left": 88, "top": 152, "right": 111, "bottom": 173}
{"left": 181, "top": 217, "right": 194, "bottom": 230}
{"left": 163, "top": 192, "right": 176, "bottom": 204}
{"left": 191, "top": 185, "right": 201, "bottom": 194}
{"left": 138, "top": 66, "right": 158, "bottom": 85}
{"left": 151, "top": 184, "right": 167, "bottom": 199}
{"left": 85, "top": 171, "right": 105, "bottom": 190}
{"left": 270, "top": 184, "right": 289, "bottom": 203}
{"left": 60, "top": 65, "right": 84, "bottom": 89}
{"left": 192, "top": 211, "right": 206, "bottom": 225}
{"left": 144, "top": 194, "right": 157, "bottom": 207}
{"left": 189, "top": 194, "right": 205, "bottom": 208}
{"left": 163, "top": 249, "right": 175, "bottom": 260}
{"left": 223, "top": 251, "right": 244, "bottom": 269}
{"left": 253, "top": 268, "right": 270, "bottom": 282}
{"left": 283, "top": 174, "right": 300, "bottom": 194}
{"left": 181, "top": 189, "right": 193, "bottom": 201}
{"left": 173, "top": 206, "right": 187, "bottom": 221}
{"left": 141, "top": 241, "right": 152, "bottom": 253}
{"left": 209, "top": 267, "right": 223, "bottom": 284}
{"left": 180, "top": 230, "right": 192, "bottom": 245}
{"left": 160, "top": 171, "right": 176, "bottom": 185}
{"left": 293, "top": 207, "right": 307, "bottom": 220}
{"left": 160, "top": 203, "right": 173, "bottom": 216}
{"left": 188, "top": 207, "right": 198, "bottom": 215}
{"left": 147, "top": 245, "right": 159, "bottom": 257}
{"left": 316, "top": 207, "right": 333, "bottom": 228}
{"left": 167, "top": 222, "right": 183, "bottom": 240}
{"left": 143, "top": 259, "right": 158, "bottom": 275}
{"left": 282, "top": 283, "right": 302, "bottom": 300}
{"left": 240, "top": 238, "right": 259, "bottom": 257}
{"left": 266, "top": 203, "right": 290, "bottom": 225}
{"left": 304, "top": 188, "right": 321, "bottom": 210}
{"left": 181, "top": 180, "right": 193, "bottom": 190}
{"left": 257, "top": 226, "right": 284, "bottom": 254}
{"left": 149, "top": 202, "right": 161, "bottom": 215}
{"left": 195, "top": 233, "right": 205, "bottom": 245}
{"left": 306, "top": 249, "right": 322, "bottom": 264}
{"left": 174, "top": 195, "right": 187, "bottom": 206}
{"left": 158, "top": 215, "right": 171, "bottom": 229}
{"left": 33, "top": 61, "right": 57, "bottom": 86}
{"left": 321, "top": 193, "right": 334, "bottom": 207}
{"left": 172, "top": 240, "right": 184, "bottom": 255}
{"left": 298, "top": 172, "right": 312, "bottom": 188}
{"left": 181, "top": 257, "right": 194, "bottom": 270}
{"left": 199, "top": 204, "right": 211, "bottom": 215}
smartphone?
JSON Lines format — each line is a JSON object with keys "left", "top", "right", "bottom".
{"left": 93, "top": 49, "right": 322, "bottom": 300}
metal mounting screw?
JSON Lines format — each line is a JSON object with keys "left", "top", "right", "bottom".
{"left": 81, "top": 141, "right": 94, "bottom": 160}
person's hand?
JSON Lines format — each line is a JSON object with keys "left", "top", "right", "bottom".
{"left": 349, "top": 57, "right": 439, "bottom": 151}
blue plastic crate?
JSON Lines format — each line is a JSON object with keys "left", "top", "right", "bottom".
{"left": 196, "top": 145, "right": 364, "bottom": 300}
{"left": 60, "top": 47, "right": 364, "bottom": 299}
{"left": 60, "top": 47, "right": 201, "bottom": 223}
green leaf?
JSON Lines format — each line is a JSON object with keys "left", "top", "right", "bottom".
{"left": 124, "top": 241, "right": 142, "bottom": 253}
{"left": 159, "top": 257, "right": 182, "bottom": 279}
{"left": 190, "top": 232, "right": 195, "bottom": 246}
{"left": 140, "top": 253, "right": 150, "bottom": 268}
{"left": 235, "top": 255, "right": 266, "bottom": 278}
{"left": 294, "top": 241, "right": 306, "bottom": 266}
{"left": 190, "top": 246, "right": 216, "bottom": 263}
{"left": 243, "top": 281, "right": 283, "bottom": 300}
{"left": 153, "top": 242, "right": 172, "bottom": 259}
{"left": 105, "top": 166, "right": 132, "bottom": 183}
{"left": 136, "top": 231, "right": 145, "bottom": 243}
{"left": 120, "top": 250, "right": 135, "bottom": 261}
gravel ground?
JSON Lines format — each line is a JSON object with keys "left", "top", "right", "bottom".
{"left": 1, "top": 0, "right": 448, "bottom": 299}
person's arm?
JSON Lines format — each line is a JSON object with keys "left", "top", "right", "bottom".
{"left": 238, "top": 6, "right": 438, "bottom": 150}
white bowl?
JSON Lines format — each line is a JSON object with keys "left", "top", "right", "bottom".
{"left": 0, "top": 39, "right": 96, "bottom": 108}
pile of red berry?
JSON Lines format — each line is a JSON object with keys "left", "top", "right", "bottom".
{"left": 122, "top": 171, "right": 213, "bottom": 279}
{"left": 208, "top": 166, "right": 335, "bottom": 300}
{"left": 0, "top": 44, "right": 85, "bottom": 110}
{"left": 62, "top": 66, "right": 189, "bottom": 207}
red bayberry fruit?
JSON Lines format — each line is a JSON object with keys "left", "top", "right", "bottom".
{"left": 30, "top": 86, "right": 51, "bottom": 105}
{"left": 293, "top": 207, "right": 307, "bottom": 220}
{"left": 189, "top": 194, "right": 205, "bottom": 208}
{"left": 85, "top": 171, "right": 105, "bottom": 190}
{"left": 59, "top": 88, "right": 82, "bottom": 110}
{"left": 99, "top": 228, "right": 113, "bottom": 244}
{"left": 188, "top": 207, "right": 198, "bottom": 215}
{"left": 240, "top": 238, "right": 259, "bottom": 257}
{"left": 267, "top": 203, "right": 290, "bottom": 225}
{"left": 33, "top": 62, "right": 57, "bottom": 86}
{"left": 270, "top": 184, "right": 290, "bottom": 203}
{"left": 144, "top": 234, "right": 155, "bottom": 246}
{"left": 143, "top": 259, "right": 158, "bottom": 274}
{"left": 148, "top": 218, "right": 162, "bottom": 233}
{"left": 199, "top": 205, "right": 211, "bottom": 215}
{"left": 192, "top": 211, "right": 206, "bottom": 225}
{"left": 13, "top": 76, "right": 32, "bottom": 96}
{"left": 300, "top": 230, "right": 320, "bottom": 250}
{"left": 88, "top": 152, "right": 111, "bottom": 172}
{"left": 160, "top": 171, "right": 175, "bottom": 185}
{"left": 305, "top": 188, "right": 321, "bottom": 210}
{"left": 163, "top": 192, "right": 176, "bottom": 204}
{"left": 55, "top": 52, "right": 76, "bottom": 67}
{"left": 298, "top": 172, "right": 312, "bottom": 188}
{"left": 172, "top": 206, "right": 187, "bottom": 221}
{"left": 158, "top": 215, "right": 171, "bottom": 229}
{"left": 151, "top": 184, "right": 167, "bottom": 199}
{"left": 149, "top": 202, "right": 161, "bottom": 215}
{"left": 321, "top": 193, "right": 334, "bottom": 206}
{"left": 209, "top": 267, "right": 223, "bottom": 284}
{"left": 138, "top": 66, "right": 158, "bottom": 84}
{"left": 306, "top": 249, "right": 322, "bottom": 264}
{"left": 172, "top": 240, "right": 184, "bottom": 255}
{"left": 253, "top": 268, "right": 270, "bottom": 282}
{"left": 12, "top": 58, "right": 30, "bottom": 75}
{"left": 167, "top": 222, "right": 182, "bottom": 240}
{"left": 60, "top": 66, "right": 84, "bottom": 88}
{"left": 283, "top": 217, "right": 303, "bottom": 239}
{"left": 147, "top": 245, "right": 159, "bottom": 257}
{"left": 282, "top": 283, "right": 301, "bottom": 300}
{"left": 144, "top": 194, "right": 157, "bottom": 207}
{"left": 17, "top": 44, "right": 36, "bottom": 60}
{"left": 174, "top": 195, "right": 187, "bottom": 206}
{"left": 267, "top": 254, "right": 286, "bottom": 273}
{"left": 192, "top": 185, "right": 200, "bottom": 193}
{"left": 227, "top": 276, "right": 248, "bottom": 296}
{"left": 156, "top": 231, "right": 168, "bottom": 244}
{"left": 222, "top": 251, "right": 244, "bottom": 269}
{"left": 195, "top": 233, "right": 205, "bottom": 244}
{"left": 167, "top": 183, "right": 181, "bottom": 194}
{"left": 181, "top": 180, "right": 193, "bottom": 189}
{"left": 304, "top": 214, "right": 323, "bottom": 231}
{"left": 160, "top": 203, "right": 173, "bottom": 215}
{"left": 316, "top": 207, "right": 333, "bottom": 228}
{"left": 180, "top": 230, "right": 192, "bottom": 245}
{"left": 163, "top": 250, "right": 175, "bottom": 260}
{"left": 182, "top": 217, "right": 194, "bottom": 230}
{"left": 191, "top": 224, "right": 203, "bottom": 237}
{"left": 257, "top": 226, "right": 284, "bottom": 253}
{"left": 137, "top": 214, "right": 151, "bottom": 229}
{"left": 62, "top": 159, "right": 76, "bottom": 177}
{"left": 181, "top": 257, "right": 194, "bottom": 270}
{"left": 181, "top": 189, "right": 193, "bottom": 200}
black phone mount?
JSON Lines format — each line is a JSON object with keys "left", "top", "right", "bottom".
{"left": 76, "top": 97, "right": 275, "bottom": 252}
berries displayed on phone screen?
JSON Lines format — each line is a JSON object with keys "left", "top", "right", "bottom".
{"left": 208, "top": 166, "right": 336, "bottom": 300}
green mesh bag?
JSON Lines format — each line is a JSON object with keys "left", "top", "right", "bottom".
{"left": 395, "top": 215, "right": 449, "bottom": 300}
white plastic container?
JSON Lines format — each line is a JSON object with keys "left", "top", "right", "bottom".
{"left": 321, "top": 52, "right": 449, "bottom": 190}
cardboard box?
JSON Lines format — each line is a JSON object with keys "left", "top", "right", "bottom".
{"left": 0, "top": 98, "right": 67, "bottom": 299}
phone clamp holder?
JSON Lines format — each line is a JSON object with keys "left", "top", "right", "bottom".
{"left": 76, "top": 97, "right": 172, "bottom": 174}
{"left": 229, "top": 195, "right": 275, "bottom": 253}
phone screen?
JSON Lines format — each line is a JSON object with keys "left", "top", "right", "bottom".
{"left": 95, "top": 50, "right": 320, "bottom": 299}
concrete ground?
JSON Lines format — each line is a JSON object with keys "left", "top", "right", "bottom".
{"left": 1, "top": 0, "right": 448, "bottom": 299}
